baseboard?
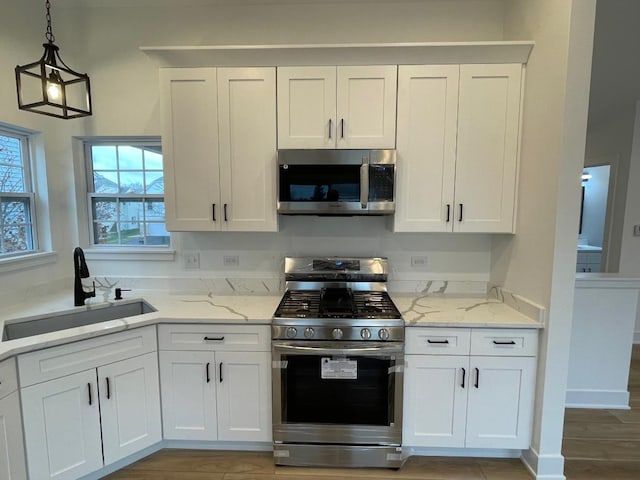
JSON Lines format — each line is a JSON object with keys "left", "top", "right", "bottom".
{"left": 521, "top": 447, "right": 566, "bottom": 480}
{"left": 565, "top": 388, "right": 630, "bottom": 409}
{"left": 634, "top": 331, "right": 640, "bottom": 344}
{"left": 78, "top": 442, "right": 163, "bottom": 480}
{"left": 403, "top": 446, "right": 520, "bottom": 459}
{"left": 164, "top": 440, "right": 272, "bottom": 451}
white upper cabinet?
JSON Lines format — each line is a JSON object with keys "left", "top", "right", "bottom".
{"left": 160, "top": 67, "right": 277, "bottom": 232}
{"left": 455, "top": 64, "right": 522, "bottom": 233}
{"left": 277, "top": 65, "right": 397, "bottom": 149}
{"left": 394, "top": 63, "right": 522, "bottom": 233}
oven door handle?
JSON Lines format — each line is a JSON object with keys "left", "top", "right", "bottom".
{"left": 272, "top": 341, "right": 403, "bottom": 356}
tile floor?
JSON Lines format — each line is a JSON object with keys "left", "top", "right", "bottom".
{"left": 105, "top": 346, "right": 640, "bottom": 480}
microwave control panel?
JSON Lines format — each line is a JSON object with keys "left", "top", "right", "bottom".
{"left": 369, "top": 165, "right": 394, "bottom": 201}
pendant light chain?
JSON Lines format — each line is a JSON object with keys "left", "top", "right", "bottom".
{"left": 45, "top": 0, "right": 55, "bottom": 43}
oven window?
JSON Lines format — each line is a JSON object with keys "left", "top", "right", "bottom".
{"left": 279, "top": 164, "right": 360, "bottom": 202}
{"left": 280, "top": 354, "right": 395, "bottom": 426}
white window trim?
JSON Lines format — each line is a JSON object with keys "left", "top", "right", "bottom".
{"left": 0, "top": 123, "right": 41, "bottom": 259}
{"left": 79, "top": 137, "right": 171, "bottom": 257}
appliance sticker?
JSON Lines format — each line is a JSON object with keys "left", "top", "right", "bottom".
{"left": 321, "top": 357, "right": 357, "bottom": 379}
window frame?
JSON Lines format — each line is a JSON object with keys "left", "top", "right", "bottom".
{"left": 84, "top": 138, "right": 170, "bottom": 249}
{"left": 0, "top": 126, "right": 39, "bottom": 258}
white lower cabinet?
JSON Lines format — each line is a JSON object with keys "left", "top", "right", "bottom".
{"left": 0, "top": 359, "right": 27, "bottom": 480}
{"left": 19, "top": 327, "right": 161, "bottom": 480}
{"left": 159, "top": 324, "right": 271, "bottom": 443}
{"left": 403, "top": 327, "right": 537, "bottom": 450}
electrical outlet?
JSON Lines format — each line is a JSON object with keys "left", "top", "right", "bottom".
{"left": 184, "top": 252, "right": 200, "bottom": 269}
{"left": 223, "top": 255, "right": 240, "bottom": 267}
{"left": 411, "top": 256, "right": 428, "bottom": 268}
{"left": 634, "top": 225, "right": 640, "bottom": 237}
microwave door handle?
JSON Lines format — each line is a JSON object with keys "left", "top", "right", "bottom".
{"left": 360, "top": 157, "right": 369, "bottom": 209}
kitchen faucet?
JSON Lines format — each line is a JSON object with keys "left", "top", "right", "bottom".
{"left": 73, "top": 247, "right": 96, "bottom": 306}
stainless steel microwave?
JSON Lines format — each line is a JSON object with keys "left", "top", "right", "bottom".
{"left": 277, "top": 149, "right": 395, "bottom": 215}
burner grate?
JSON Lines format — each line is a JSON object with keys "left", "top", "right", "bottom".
{"left": 353, "top": 291, "right": 402, "bottom": 319}
{"left": 274, "top": 290, "right": 321, "bottom": 318}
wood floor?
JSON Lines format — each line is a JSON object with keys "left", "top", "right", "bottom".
{"left": 105, "top": 346, "right": 640, "bottom": 480}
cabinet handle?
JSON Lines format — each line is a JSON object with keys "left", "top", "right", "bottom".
{"left": 459, "top": 203, "right": 464, "bottom": 222}
{"left": 206, "top": 362, "right": 211, "bottom": 383}
{"left": 427, "top": 339, "right": 449, "bottom": 344}
{"left": 446, "top": 204, "right": 451, "bottom": 223}
{"left": 340, "top": 119, "right": 345, "bottom": 139}
{"left": 88, "top": 383, "right": 93, "bottom": 406}
{"left": 204, "top": 336, "right": 225, "bottom": 342}
{"left": 106, "top": 377, "right": 111, "bottom": 400}
{"left": 224, "top": 204, "right": 228, "bottom": 222}
{"left": 328, "top": 119, "right": 332, "bottom": 139}
{"left": 219, "top": 362, "right": 223, "bottom": 383}
{"left": 212, "top": 204, "right": 216, "bottom": 222}
{"left": 493, "top": 340, "right": 516, "bottom": 345}
{"left": 474, "top": 368, "right": 480, "bottom": 388}
{"left": 461, "top": 368, "right": 466, "bottom": 388}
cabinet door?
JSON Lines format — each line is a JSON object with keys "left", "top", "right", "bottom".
{"left": 336, "top": 66, "right": 397, "bottom": 149}
{"left": 218, "top": 68, "right": 278, "bottom": 232}
{"left": 21, "top": 370, "right": 103, "bottom": 480}
{"left": 0, "top": 391, "right": 27, "bottom": 480}
{"left": 277, "top": 66, "right": 336, "bottom": 149}
{"left": 160, "top": 68, "right": 221, "bottom": 231}
{"left": 403, "top": 355, "right": 468, "bottom": 448}
{"left": 216, "top": 351, "right": 271, "bottom": 442}
{"left": 466, "top": 356, "right": 536, "bottom": 449}
{"left": 159, "top": 350, "right": 218, "bottom": 441}
{"left": 395, "top": 65, "right": 459, "bottom": 232}
{"left": 99, "top": 352, "right": 162, "bottom": 465}
{"left": 454, "top": 64, "right": 522, "bottom": 233}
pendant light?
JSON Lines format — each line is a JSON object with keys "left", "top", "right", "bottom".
{"left": 15, "top": 0, "right": 92, "bottom": 119}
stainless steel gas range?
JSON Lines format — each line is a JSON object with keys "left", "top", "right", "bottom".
{"left": 271, "top": 257, "right": 404, "bottom": 469}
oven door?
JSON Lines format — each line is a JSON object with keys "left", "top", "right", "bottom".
{"left": 272, "top": 341, "right": 403, "bottom": 446}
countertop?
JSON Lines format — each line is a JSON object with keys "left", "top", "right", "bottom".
{"left": 0, "top": 290, "right": 543, "bottom": 362}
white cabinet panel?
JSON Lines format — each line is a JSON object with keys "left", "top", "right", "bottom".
{"left": 99, "top": 352, "right": 162, "bottom": 465}
{"left": 160, "top": 68, "right": 220, "bottom": 231}
{"left": 22, "top": 369, "right": 103, "bottom": 480}
{"left": 395, "top": 65, "right": 458, "bottom": 232}
{"left": 0, "top": 391, "right": 27, "bottom": 480}
{"left": 216, "top": 351, "right": 271, "bottom": 442}
{"left": 403, "top": 355, "right": 467, "bottom": 448}
{"left": 218, "top": 68, "right": 277, "bottom": 231}
{"left": 277, "top": 65, "right": 397, "bottom": 149}
{"left": 277, "top": 66, "right": 336, "bottom": 149}
{"left": 158, "top": 324, "right": 271, "bottom": 352}
{"left": 160, "top": 350, "right": 217, "bottom": 441}
{"left": 466, "top": 356, "right": 536, "bottom": 449}
{"left": 455, "top": 64, "right": 522, "bottom": 233}
{"left": 405, "top": 327, "right": 471, "bottom": 355}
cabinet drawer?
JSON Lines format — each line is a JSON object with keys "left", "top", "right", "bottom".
{"left": 158, "top": 324, "right": 271, "bottom": 352}
{"left": 470, "top": 329, "right": 538, "bottom": 356}
{"left": 18, "top": 326, "right": 157, "bottom": 387}
{"left": 405, "top": 328, "right": 471, "bottom": 355}
{"left": 0, "top": 357, "right": 18, "bottom": 399}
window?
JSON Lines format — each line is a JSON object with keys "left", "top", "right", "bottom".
{"left": 86, "top": 140, "right": 169, "bottom": 247}
{"left": 0, "top": 128, "right": 37, "bottom": 256}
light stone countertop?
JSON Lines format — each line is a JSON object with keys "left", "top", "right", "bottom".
{"left": 0, "top": 289, "right": 543, "bottom": 363}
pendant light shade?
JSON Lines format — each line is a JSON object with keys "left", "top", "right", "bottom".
{"left": 15, "top": 0, "right": 92, "bottom": 119}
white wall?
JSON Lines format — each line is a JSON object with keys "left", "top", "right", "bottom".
{"left": 581, "top": 165, "right": 610, "bottom": 248}
{"left": 500, "top": 1, "right": 596, "bottom": 478}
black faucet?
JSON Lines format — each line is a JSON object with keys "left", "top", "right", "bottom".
{"left": 73, "top": 247, "right": 96, "bottom": 306}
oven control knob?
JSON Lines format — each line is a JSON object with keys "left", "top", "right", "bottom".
{"left": 332, "top": 328, "right": 344, "bottom": 340}
{"left": 286, "top": 327, "right": 297, "bottom": 339}
{"left": 304, "top": 327, "right": 315, "bottom": 339}
{"left": 378, "top": 328, "right": 390, "bottom": 341}
{"left": 360, "top": 328, "right": 372, "bottom": 340}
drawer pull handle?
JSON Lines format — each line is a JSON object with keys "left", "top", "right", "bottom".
{"left": 88, "top": 383, "right": 93, "bottom": 406}
{"left": 461, "top": 368, "right": 466, "bottom": 388}
{"left": 427, "top": 339, "right": 449, "bottom": 344}
{"left": 204, "top": 336, "right": 225, "bottom": 342}
{"left": 206, "top": 362, "right": 211, "bottom": 383}
{"left": 219, "top": 362, "right": 223, "bottom": 383}
{"left": 106, "top": 377, "right": 111, "bottom": 400}
{"left": 493, "top": 340, "right": 516, "bottom": 345}
{"left": 474, "top": 368, "right": 480, "bottom": 388}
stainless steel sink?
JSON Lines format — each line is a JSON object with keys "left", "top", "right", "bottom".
{"left": 2, "top": 299, "right": 156, "bottom": 341}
